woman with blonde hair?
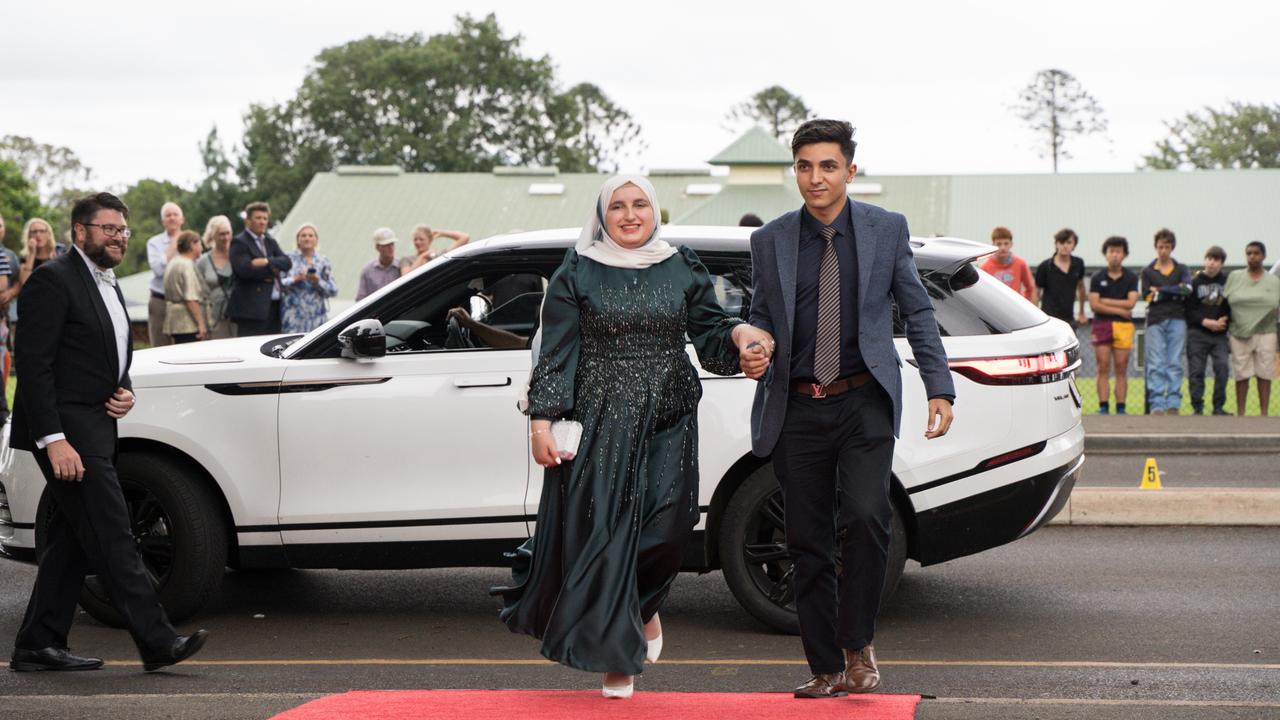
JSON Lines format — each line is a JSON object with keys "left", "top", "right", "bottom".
{"left": 281, "top": 223, "right": 338, "bottom": 333}
{"left": 196, "top": 215, "right": 236, "bottom": 339}
{"left": 492, "top": 175, "right": 773, "bottom": 698}
{"left": 18, "top": 218, "right": 65, "bottom": 286}
{"left": 12, "top": 218, "right": 66, "bottom": 343}
{"left": 399, "top": 224, "right": 470, "bottom": 276}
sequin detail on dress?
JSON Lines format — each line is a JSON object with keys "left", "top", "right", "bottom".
{"left": 492, "top": 246, "right": 743, "bottom": 675}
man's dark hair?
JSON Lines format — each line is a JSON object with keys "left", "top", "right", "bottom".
{"left": 1246, "top": 240, "right": 1267, "bottom": 256}
{"left": 1101, "top": 236, "right": 1129, "bottom": 257}
{"left": 1054, "top": 228, "right": 1078, "bottom": 246}
{"left": 71, "top": 192, "right": 129, "bottom": 230}
{"left": 244, "top": 201, "right": 271, "bottom": 217}
{"left": 791, "top": 119, "right": 857, "bottom": 164}
{"left": 1204, "top": 245, "right": 1226, "bottom": 262}
{"left": 1154, "top": 227, "right": 1176, "bottom": 248}
{"left": 738, "top": 213, "right": 764, "bottom": 227}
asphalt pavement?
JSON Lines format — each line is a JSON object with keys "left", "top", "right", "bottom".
{"left": 1, "top": 526, "right": 1277, "bottom": 720}
{"left": 1063, "top": 415, "right": 1280, "bottom": 527}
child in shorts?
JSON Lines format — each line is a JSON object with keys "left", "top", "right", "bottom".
{"left": 1088, "top": 236, "right": 1139, "bottom": 414}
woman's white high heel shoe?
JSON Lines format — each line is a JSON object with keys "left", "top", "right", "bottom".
{"left": 602, "top": 674, "right": 634, "bottom": 699}
{"left": 645, "top": 632, "right": 663, "bottom": 664}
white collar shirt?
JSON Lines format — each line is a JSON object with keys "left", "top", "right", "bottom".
{"left": 146, "top": 230, "right": 172, "bottom": 296}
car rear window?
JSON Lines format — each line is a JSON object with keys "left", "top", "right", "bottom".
{"left": 897, "top": 263, "right": 1047, "bottom": 336}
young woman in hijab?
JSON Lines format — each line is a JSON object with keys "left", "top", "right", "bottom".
{"left": 492, "top": 175, "right": 775, "bottom": 698}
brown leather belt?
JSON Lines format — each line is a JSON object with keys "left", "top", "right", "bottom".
{"left": 791, "top": 372, "right": 873, "bottom": 399}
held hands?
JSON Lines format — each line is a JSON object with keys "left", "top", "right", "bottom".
{"left": 925, "top": 397, "right": 954, "bottom": 440}
{"left": 47, "top": 439, "right": 85, "bottom": 482}
{"left": 530, "top": 420, "right": 565, "bottom": 467}
{"left": 732, "top": 325, "right": 775, "bottom": 380}
{"left": 105, "top": 387, "right": 135, "bottom": 419}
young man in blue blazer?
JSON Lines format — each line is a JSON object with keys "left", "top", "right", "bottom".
{"left": 745, "top": 119, "right": 955, "bottom": 698}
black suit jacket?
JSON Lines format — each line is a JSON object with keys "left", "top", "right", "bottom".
{"left": 10, "top": 250, "right": 133, "bottom": 457}
{"left": 226, "top": 230, "right": 291, "bottom": 322}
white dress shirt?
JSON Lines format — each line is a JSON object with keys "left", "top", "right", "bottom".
{"left": 35, "top": 246, "right": 130, "bottom": 450}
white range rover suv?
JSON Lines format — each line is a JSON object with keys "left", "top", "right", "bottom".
{"left": 0, "top": 226, "right": 1084, "bottom": 634}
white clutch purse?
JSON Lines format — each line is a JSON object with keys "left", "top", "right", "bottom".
{"left": 551, "top": 420, "right": 583, "bottom": 460}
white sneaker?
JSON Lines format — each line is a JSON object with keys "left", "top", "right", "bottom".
{"left": 645, "top": 632, "right": 663, "bottom": 664}
{"left": 602, "top": 675, "right": 634, "bottom": 699}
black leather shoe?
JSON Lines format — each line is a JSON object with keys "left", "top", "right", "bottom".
{"left": 10, "top": 646, "right": 104, "bottom": 672}
{"left": 142, "top": 630, "right": 209, "bottom": 672}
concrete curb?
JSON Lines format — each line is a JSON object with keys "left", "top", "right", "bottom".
{"left": 1085, "top": 433, "right": 1280, "bottom": 454}
{"left": 1050, "top": 488, "right": 1280, "bottom": 526}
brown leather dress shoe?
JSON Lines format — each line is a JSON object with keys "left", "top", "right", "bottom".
{"left": 844, "top": 644, "right": 881, "bottom": 693}
{"left": 793, "top": 671, "right": 849, "bottom": 698}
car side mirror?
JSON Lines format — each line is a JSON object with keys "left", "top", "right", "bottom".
{"left": 338, "top": 319, "right": 386, "bottom": 359}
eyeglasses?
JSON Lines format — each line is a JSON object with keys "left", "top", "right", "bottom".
{"left": 81, "top": 223, "right": 132, "bottom": 239}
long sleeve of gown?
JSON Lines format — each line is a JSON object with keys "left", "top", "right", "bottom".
{"left": 681, "top": 246, "right": 743, "bottom": 377}
{"left": 526, "top": 250, "right": 582, "bottom": 420}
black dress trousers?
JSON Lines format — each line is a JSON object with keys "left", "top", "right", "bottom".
{"left": 16, "top": 451, "right": 177, "bottom": 656}
{"left": 772, "top": 382, "right": 896, "bottom": 674}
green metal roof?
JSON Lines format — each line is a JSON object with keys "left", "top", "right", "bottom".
{"left": 708, "top": 126, "right": 792, "bottom": 166}
{"left": 115, "top": 158, "right": 1280, "bottom": 314}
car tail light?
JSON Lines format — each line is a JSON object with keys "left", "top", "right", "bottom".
{"left": 950, "top": 350, "right": 1073, "bottom": 385}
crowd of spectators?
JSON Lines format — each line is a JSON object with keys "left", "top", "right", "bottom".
{"left": 979, "top": 225, "right": 1280, "bottom": 416}
{"left": 0, "top": 202, "right": 470, "bottom": 371}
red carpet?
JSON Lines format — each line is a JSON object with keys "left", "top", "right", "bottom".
{"left": 271, "top": 690, "right": 920, "bottom": 719}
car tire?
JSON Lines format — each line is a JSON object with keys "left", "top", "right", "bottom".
{"left": 35, "top": 453, "right": 227, "bottom": 627}
{"left": 719, "top": 463, "right": 908, "bottom": 635}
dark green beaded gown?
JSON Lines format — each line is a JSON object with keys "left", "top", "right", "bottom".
{"left": 493, "top": 246, "right": 743, "bottom": 675}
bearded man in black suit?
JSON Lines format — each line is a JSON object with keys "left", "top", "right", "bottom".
{"left": 9, "top": 192, "right": 208, "bottom": 673}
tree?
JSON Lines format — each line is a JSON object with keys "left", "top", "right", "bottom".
{"left": 237, "top": 14, "right": 630, "bottom": 218}
{"left": 1141, "top": 102, "right": 1280, "bottom": 170}
{"left": 185, "top": 127, "right": 247, "bottom": 235}
{"left": 725, "top": 86, "right": 813, "bottom": 141}
{"left": 0, "top": 160, "right": 44, "bottom": 251}
{"left": 1012, "top": 69, "right": 1107, "bottom": 172}
{"left": 237, "top": 101, "right": 334, "bottom": 221}
{"left": 553, "top": 83, "right": 645, "bottom": 173}
{"left": 118, "top": 179, "right": 190, "bottom": 275}
{"left": 0, "top": 135, "right": 93, "bottom": 205}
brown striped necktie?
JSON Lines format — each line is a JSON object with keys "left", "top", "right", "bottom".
{"left": 814, "top": 224, "right": 841, "bottom": 385}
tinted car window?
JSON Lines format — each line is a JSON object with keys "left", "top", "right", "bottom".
{"left": 893, "top": 263, "right": 1047, "bottom": 337}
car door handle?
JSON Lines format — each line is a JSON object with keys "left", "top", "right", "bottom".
{"left": 454, "top": 375, "right": 512, "bottom": 389}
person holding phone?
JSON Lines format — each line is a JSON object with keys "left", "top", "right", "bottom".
{"left": 280, "top": 223, "right": 338, "bottom": 334}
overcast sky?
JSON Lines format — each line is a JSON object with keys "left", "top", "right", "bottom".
{"left": 2, "top": 0, "right": 1276, "bottom": 190}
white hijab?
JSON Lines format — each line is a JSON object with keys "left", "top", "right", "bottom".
{"left": 575, "top": 174, "right": 677, "bottom": 269}
{"left": 520, "top": 176, "right": 676, "bottom": 413}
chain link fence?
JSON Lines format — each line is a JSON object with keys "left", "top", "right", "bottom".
{"left": 1071, "top": 324, "right": 1270, "bottom": 416}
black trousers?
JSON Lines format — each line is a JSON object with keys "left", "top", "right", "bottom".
{"left": 234, "top": 300, "right": 282, "bottom": 337}
{"left": 15, "top": 451, "right": 177, "bottom": 656}
{"left": 773, "top": 382, "right": 896, "bottom": 674}
{"left": 1187, "top": 327, "right": 1229, "bottom": 412}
